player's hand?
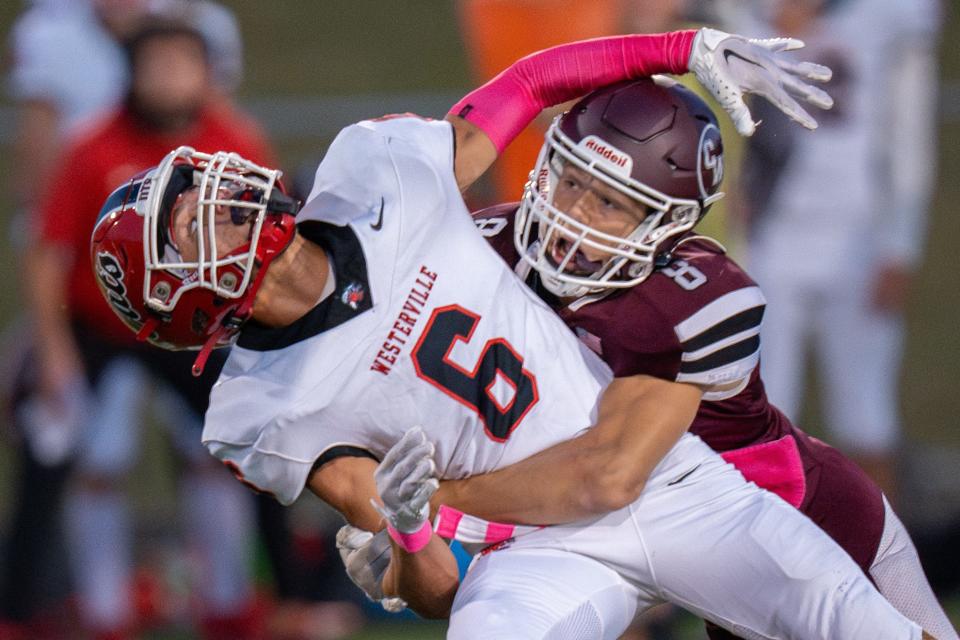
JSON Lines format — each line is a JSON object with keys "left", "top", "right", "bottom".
{"left": 372, "top": 426, "right": 440, "bottom": 535}
{"left": 37, "top": 337, "right": 85, "bottom": 412}
{"left": 335, "top": 525, "right": 407, "bottom": 613}
{"left": 687, "top": 27, "right": 834, "bottom": 136}
{"left": 871, "top": 261, "right": 913, "bottom": 312}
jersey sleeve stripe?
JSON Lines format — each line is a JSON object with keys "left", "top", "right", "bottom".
{"left": 312, "top": 445, "right": 380, "bottom": 470}
{"left": 680, "top": 305, "right": 764, "bottom": 352}
{"left": 681, "top": 325, "right": 761, "bottom": 362}
{"left": 677, "top": 350, "right": 760, "bottom": 387}
{"left": 674, "top": 286, "right": 766, "bottom": 343}
{"left": 679, "top": 335, "right": 760, "bottom": 374}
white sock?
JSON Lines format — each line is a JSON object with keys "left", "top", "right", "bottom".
{"left": 182, "top": 468, "right": 255, "bottom": 616}
{"left": 65, "top": 487, "right": 132, "bottom": 630}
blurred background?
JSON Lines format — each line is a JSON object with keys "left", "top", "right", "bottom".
{"left": 0, "top": 1, "right": 956, "bottom": 639}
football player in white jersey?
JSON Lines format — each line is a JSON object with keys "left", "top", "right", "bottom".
{"left": 90, "top": 26, "right": 933, "bottom": 639}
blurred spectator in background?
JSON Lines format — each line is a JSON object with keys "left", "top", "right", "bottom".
{"left": 6, "top": 17, "right": 272, "bottom": 640}
{"left": 716, "top": 0, "right": 942, "bottom": 503}
{"left": 3, "top": 3, "right": 151, "bottom": 635}
{"left": 5, "top": 3, "right": 366, "bottom": 638}
{"left": 7, "top": 0, "right": 244, "bottom": 241}
{"left": 7, "top": 0, "right": 138, "bottom": 238}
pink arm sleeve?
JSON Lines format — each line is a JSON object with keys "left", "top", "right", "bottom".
{"left": 449, "top": 30, "right": 697, "bottom": 152}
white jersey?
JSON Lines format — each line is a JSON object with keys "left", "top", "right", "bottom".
{"left": 202, "top": 116, "right": 615, "bottom": 505}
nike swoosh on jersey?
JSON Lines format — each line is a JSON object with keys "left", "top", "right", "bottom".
{"left": 370, "top": 197, "right": 385, "bottom": 231}
{"left": 667, "top": 463, "right": 702, "bottom": 486}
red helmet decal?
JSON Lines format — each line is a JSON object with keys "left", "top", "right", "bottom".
{"left": 94, "top": 251, "right": 142, "bottom": 328}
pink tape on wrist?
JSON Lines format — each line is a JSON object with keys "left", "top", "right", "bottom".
{"left": 449, "top": 30, "right": 697, "bottom": 153}
{"left": 386, "top": 520, "right": 432, "bottom": 553}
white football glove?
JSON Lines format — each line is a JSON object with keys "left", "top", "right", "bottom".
{"left": 688, "top": 27, "right": 834, "bottom": 136}
{"left": 335, "top": 525, "right": 406, "bottom": 613}
{"left": 372, "top": 426, "right": 440, "bottom": 535}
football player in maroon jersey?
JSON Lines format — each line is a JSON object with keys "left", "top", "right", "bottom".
{"left": 432, "top": 77, "right": 955, "bottom": 638}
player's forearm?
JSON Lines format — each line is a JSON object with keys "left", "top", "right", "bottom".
{"left": 24, "top": 245, "right": 76, "bottom": 353}
{"left": 436, "top": 425, "right": 641, "bottom": 524}
{"left": 13, "top": 100, "right": 61, "bottom": 209}
{"left": 447, "top": 31, "right": 696, "bottom": 189}
{"left": 438, "top": 435, "right": 665, "bottom": 525}
{"left": 435, "top": 375, "right": 702, "bottom": 525}
{"left": 448, "top": 30, "right": 695, "bottom": 153}
{"left": 383, "top": 535, "right": 459, "bottom": 619}
{"left": 307, "top": 456, "right": 388, "bottom": 534}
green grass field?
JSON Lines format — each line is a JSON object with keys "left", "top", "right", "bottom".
{"left": 0, "top": 3, "right": 957, "bottom": 638}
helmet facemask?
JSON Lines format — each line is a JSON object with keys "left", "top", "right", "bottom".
{"left": 91, "top": 145, "right": 298, "bottom": 375}
{"left": 515, "top": 118, "right": 719, "bottom": 299}
{"left": 144, "top": 146, "right": 282, "bottom": 315}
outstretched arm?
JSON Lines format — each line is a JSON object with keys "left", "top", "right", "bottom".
{"left": 434, "top": 374, "right": 703, "bottom": 524}
{"left": 445, "top": 27, "right": 833, "bottom": 191}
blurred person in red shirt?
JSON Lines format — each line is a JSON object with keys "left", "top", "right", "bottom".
{"left": 19, "top": 20, "right": 273, "bottom": 640}
{"left": 7, "top": 0, "right": 242, "bottom": 239}
{"left": 2, "top": 2, "right": 250, "bottom": 637}
{"left": 7, "top": 0, "right": 146, "bottom": 224}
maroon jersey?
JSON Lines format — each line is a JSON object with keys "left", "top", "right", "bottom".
{"left": 475, "top": 203, "right": 786, "bottom": 449}
{"left": 476, "top": 204, "right": 885, "bottom": 574}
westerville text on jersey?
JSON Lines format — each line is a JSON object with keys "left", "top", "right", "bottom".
{"left": 370, "top": 265, "right": 438, "bottom": 375}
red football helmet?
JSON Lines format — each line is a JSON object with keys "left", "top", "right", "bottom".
{"left": 515, "top": 76, "right": 725, "bottom": 298}
{"left": 90, "top": 146, "right": 297, "bottom": 374}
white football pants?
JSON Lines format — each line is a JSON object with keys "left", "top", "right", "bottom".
{"left": 749, "top": 231, "right": 903, "bottom": 455}
{"left": 448, "top": 435, "right": 921, "bottom": 640}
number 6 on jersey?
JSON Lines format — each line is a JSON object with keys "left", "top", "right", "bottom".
{"left": 412, "top": 305, "right": 539, "bottom": 442}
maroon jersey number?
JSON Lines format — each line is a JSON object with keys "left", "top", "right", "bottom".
{"left": 412, "top": 305, "right": 539, "bottom": 442}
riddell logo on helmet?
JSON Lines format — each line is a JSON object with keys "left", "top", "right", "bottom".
{"left": 580, "top": 136, "right": 632, "bottom": 175}
{"left": 537, "top": 167, "right": 550, "bottom": 193}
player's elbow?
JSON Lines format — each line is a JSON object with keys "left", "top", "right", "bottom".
{"left": 419, "top": 600, "right": 454, "bottom": 620}
{"left": 397, "top": 572, "right": 459, "bottom": 619}
{"left": 580, "top": 458, "right": 647, "bottom": 513}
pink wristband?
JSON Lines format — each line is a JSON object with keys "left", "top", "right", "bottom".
{"left": 449, "top": 30, "right": 697, "bottom": 152}
{"left": 386, "top": 520, "right": 433, "bottom": 553}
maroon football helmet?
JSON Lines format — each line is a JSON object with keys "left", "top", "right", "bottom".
{"left": 90, "top": 146, "right": 297, "bottom": 374}
{"left": 515, "top": 76, "right": 725, "bottom": 297}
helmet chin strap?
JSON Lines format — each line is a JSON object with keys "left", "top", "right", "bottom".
{"left": 538, "top": 269, "right": 596, "bottom": 300}
{"left": 136, "top": 316, "right": 161, "bottom": 342}
{"left": 189, "top": 218, "right": 295, "bottom": 377}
